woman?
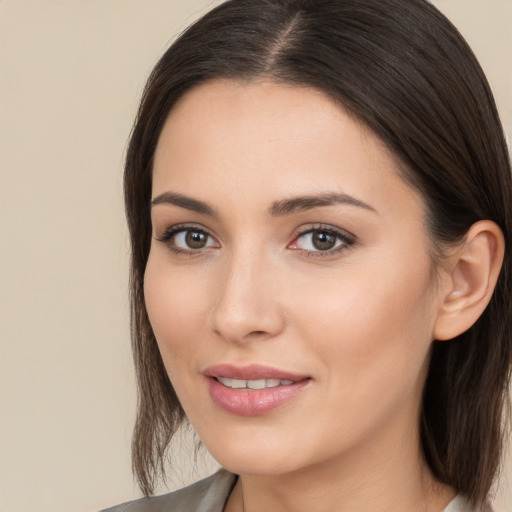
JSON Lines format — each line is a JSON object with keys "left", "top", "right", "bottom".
{"left": 103, "top": 0, "right": 511, "bottom": 510}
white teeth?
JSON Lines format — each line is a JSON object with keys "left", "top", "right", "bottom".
{"left": 231, "top": 379, "right": 247, "bottom": 389}
{"left": 247, "top": 379, "right": 266, "bottom": 389}
{"left": 216, "top": 377, "right": 295, "bottom": 389}
{"left": 217, "top": 377, "right": 233, "bottom": 387}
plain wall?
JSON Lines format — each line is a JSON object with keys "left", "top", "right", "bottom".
{"left": 0, "top": 1, "right": 510, "bottom": 511}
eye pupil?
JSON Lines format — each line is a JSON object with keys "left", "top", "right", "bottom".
{"left": 312, "top": 231, "right": 336, "bottom": 250}
{"left": 185, "top": 230, "right": 207, "bottom": 249}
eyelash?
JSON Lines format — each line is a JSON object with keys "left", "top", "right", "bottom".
{"left": 155, "top": 223, "right": 356, "bottom": 258}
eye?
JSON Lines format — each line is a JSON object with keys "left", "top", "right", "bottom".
{"left": 174, "top": 229, "right": 215, "bottom": 249}
{"left": 289, "top": 226, "right": 355, "bottom": 255}
{"left": 156, "top": 225, "right": 219, "bottom": 253}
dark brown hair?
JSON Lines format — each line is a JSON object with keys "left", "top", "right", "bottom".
{"left": 124, "top": 0, "right": 512, "bottom": 505}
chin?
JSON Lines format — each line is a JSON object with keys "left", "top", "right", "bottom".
{"left": 199, "top": 431, "right": 306, "bottom": 476}
{"left": 204, "top": 430, "right": 343, "bottom": 480}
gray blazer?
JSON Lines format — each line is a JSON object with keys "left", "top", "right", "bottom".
{"left": 100, "top": 470, "right": 236, "bottom": 512}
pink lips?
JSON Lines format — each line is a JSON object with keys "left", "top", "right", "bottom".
{"left": 204, "top": 364, "right": 311, "bottom": 416}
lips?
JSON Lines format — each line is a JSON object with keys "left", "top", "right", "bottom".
{"left": 204, "top": 364, "right": 311, "bottom": 416}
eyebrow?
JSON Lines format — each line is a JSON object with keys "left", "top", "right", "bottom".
{"left": 150, "top": 191, "right": 377, "bottom": 217}
{"left": 151, "top": 191, "right": 216, "bottom": 216}
{"left": 269, "top": 193, "right": 377, "bottom": 216}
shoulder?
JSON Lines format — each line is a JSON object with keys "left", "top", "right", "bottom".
{"left": 100, "top": 469, "right": 237, "bottom": 512}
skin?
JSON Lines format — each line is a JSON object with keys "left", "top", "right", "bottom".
{"left": 145, "top": 80, "right": 457, "bottom": 511}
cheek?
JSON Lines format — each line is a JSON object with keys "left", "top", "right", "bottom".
{"left": 143, "top": 251, "right": 211, "bottom": 366}
{"left": 285, "top": 264, "right": 436, "bottom": 450}
{"left": 287, "top": 254, "right": 436, "bottom": 385}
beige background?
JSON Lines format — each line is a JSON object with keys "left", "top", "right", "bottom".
{"left": 0, "top": 1, "right": 510, "bottom": 511}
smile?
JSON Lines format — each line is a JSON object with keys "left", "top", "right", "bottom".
{"left": 216, "top": 377, "right": 295, "bottom": 389}
{"left": 204, "top": 364, "right": 311, "bottom": 416}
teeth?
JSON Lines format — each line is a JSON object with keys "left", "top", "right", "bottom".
{"left": 216, "top": 377, "right": 296, "bottom": 389}
{"left": 247, "top": 379, "right": 266, "bottom": 390}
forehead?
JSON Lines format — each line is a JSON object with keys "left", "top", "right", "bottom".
{"left": 152, "top": 79, "right": 424, "bottom": 222}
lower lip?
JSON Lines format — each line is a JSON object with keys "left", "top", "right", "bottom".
{"left": 207, "top": 377, "right": 310, "bottom": 416}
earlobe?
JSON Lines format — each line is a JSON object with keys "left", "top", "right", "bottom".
{"left": 433, "top": 220, "right": 505, "bottom": 341}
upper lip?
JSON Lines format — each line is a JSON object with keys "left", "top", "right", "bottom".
{"left": 203, "top": 364, "right": 309, "bottom": 382}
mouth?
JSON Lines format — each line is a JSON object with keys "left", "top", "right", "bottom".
{"left": 204, "top": 364, "right": 311, "bottom": 416}
{"left": 215, "top": 377, "right": 295, "bottom": 389}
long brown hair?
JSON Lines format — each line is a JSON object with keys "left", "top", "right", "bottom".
{"left": 124, "top": 0, "right": 512, "bottom": 505}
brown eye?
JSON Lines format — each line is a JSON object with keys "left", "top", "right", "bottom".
{"left": 185, "top": 230, "right": 209, "bottom": 249}
{"left": 311, "top": 231, "right": 337, "bottom": 251}
{"left": 288, "top": 226, "right": 355, "bottom": 255}
{"left": 157, "top": 227, "right": 219, "bottom": 252}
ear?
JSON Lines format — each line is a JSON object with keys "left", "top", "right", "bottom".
{"left": 433, "top": 220, "right": 505, "bottom": 341}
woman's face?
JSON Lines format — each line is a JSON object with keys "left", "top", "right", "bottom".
{"left": 145, "top": 80, "right": 448, "bottom": 477}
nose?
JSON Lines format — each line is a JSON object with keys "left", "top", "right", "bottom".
{"left": 210, "top": 249, "right": 286, "bottom": 344}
